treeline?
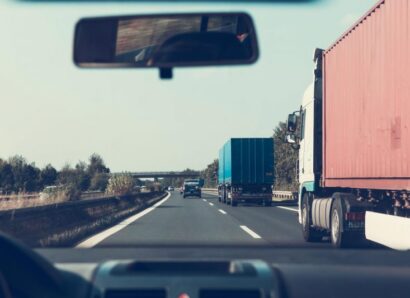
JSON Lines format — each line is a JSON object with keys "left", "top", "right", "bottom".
{"left": 200, "top": 159, "right": 218, "bottom": 188}
{"left": 272, "top": 119, "right": 299, "bottom": 191}
{"left": 0, "top": 153, "right": 110, "bottom": 194}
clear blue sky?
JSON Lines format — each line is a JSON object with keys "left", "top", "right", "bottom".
{"left": 0, "top": 0, "right": 376, "bottom": 172}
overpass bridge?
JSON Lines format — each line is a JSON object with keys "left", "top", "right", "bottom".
{"left": 111, "top": 171, "right": 201, "bottom": 179}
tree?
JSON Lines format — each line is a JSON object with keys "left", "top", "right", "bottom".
{"left": 75, "top": 161, "right": 91, "bottom": 191}
{"left": 8, "top": 155, "right": 28, "bottom": 191}
{"left": 57, "top": 162, "right": 90, "bottom": 193}
{"left": 89, "top": 172, "right": 109, "bottom": 191}
{"left": 40, "top": 164, "right": 58, "bottom": 187}
{"left": 6, "top": 156, "right": 42, "bottom": 192}
{"left": 87, "top": 153, "right": 110, "bottom": 176}
{"left": 0, "top": 160, "right": 15, "bottom": 193}
{"left": 272, "top": 119, "right": 300, "bottom": 191}
{"left": 23, "top": 164, "right": 40, "bottom": 192}
{"left": 200, "top": 159, "right": 218, "bottom": 188}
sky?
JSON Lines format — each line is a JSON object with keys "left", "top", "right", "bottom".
{"left": 0, "top": 0, "right": 376, "bottom": 172}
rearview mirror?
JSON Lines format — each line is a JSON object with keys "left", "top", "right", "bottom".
{"left": 287, "top": 114, "right": 297, "bottom": 133}
{"left": 74, "top": 13, "right": 259, "bottom": 79}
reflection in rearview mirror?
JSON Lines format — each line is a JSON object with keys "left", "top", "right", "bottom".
{"left": 74, "top": 13, "right": 259, "bottom": 76}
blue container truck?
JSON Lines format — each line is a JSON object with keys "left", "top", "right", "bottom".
{"left": 218, "top": 138, "right": 274, "bottom": 207}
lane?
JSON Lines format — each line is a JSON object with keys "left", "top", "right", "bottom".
{"left": 96, "top": 191, "right": 266, "bottom": 246}
{"left": 76, "top": 193, "right": 172, "bottom": 248}
{"left": 202, "top": 193, "right": 331, "bottom": 247}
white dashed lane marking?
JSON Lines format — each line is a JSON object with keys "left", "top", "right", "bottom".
{"left": 240, "top": 225, "right": 262, "bottom": 239}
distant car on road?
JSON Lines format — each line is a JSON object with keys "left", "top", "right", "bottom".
{"left": 182, "top": 179, "right": 202, "bottom": 198}
{"left": 168, "top": 186, "right": 174, "bottom": 191}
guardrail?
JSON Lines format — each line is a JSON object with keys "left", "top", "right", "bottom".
{"left": 0, "top": 191, "right": 166, "bottom": 247}
{"left": 0, "top": 193, "right": 39, "bottom": 201}
{"left": 202, "top": 188, "right": 218, "bottom": 193}
{"left": 0, "top": 190, "right": 127, "bottom": 203}
{"left": 202, "top": 188, "right": 297, "bottom": 201}
{"left": 272, "top": 191, "right": 298, "bottom": 201}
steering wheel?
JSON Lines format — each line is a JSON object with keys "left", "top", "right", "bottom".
{"left": 0, "top": 232, "right": 89, "bottom": 298}
{"left": 0, "top": 270, "right": 12, "bottom": 298}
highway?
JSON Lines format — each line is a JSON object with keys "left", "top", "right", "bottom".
{"left": 79, "top": 191, "right": 332, "bottom": 248}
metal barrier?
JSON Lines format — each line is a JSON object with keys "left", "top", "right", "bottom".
{"left": 272, "top": 191, "right": 298, "bottom": 201}
{"left": 202, "top": 188, "right": 297, "bottom": 201}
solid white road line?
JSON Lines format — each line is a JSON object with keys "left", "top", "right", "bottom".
{"left": 203, "top": 199, "right": 207, "bottom": 202}
{"left": 276, "top": 206, "right": 298, "bottom": 213}
{"left": 75, "top": 192, "right": 171, "bottom": 248}
{"left": 209, "top": 202, "right": 214, "bottom": 206}
{"left": 218, "top": 209, "right": 227, "bottom": 215}
{"left": 240, "top": 225, "right": 262, "bottom": 239}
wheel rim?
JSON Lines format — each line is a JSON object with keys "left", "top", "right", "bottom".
{"left": 331, "top": 209, "right": 340, "bottom": 243}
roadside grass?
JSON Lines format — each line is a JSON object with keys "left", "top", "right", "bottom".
{"left": 0, "top": 191, "right": 69, "bottom": 210}
{"left": 40, "top": 204, "right": 145, "bottom": 247}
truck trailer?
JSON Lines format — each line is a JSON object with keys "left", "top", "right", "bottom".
{"left": 218, "top": 138, "right": 274, "bottom": 207}
{"left": 286, "top": 0, "right": 410, "bottom": 248}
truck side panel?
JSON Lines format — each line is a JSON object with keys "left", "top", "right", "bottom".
{"left": 224, "top": 140, "right": 232, "bottom": 184}
{"left": 323, "top": 0, "right": 410, "bottom": 190}
{"left": 219, "top": 138, "right": 274, "bottom": 186}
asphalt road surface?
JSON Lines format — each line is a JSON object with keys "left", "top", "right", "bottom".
{"left": 82, "top": 191, "right": 331, "bottom": 248}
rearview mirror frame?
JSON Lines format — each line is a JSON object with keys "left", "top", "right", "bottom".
{"left": 73, "top": 12, "right": 259, "bottom": 79}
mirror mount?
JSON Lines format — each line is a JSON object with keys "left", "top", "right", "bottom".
{"left": 285, "top": 133, "right": 300, "bottom": 150}
{"left": 159, "top": 68, "right": 173, "bottom": 79}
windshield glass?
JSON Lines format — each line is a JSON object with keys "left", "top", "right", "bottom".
{"left": 2, "top": 0, "right": 401, "bottom": 250}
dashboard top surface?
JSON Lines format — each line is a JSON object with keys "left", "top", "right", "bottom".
{"left": 37, "top": 246, "right": 410, "bottom": 267}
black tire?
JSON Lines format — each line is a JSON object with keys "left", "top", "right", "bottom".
{"left": 231, "top": 199, "right": 238, "bottom": 207}
{"left": 330, "top": 199, "right": 352, "bottom": 248}
{"left": 301, "top": 192, "right": 323, "bottom": 242}
{"left": 183, "top": 195, "right": 186, "bottom": 199}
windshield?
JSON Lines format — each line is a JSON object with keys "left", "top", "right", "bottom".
{"left": 2, "top": 0, "right": 403, "bottom": 250}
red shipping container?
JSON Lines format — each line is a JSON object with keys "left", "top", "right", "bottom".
{"left": 322, "top": 0, "right": 410, "bottom": 190}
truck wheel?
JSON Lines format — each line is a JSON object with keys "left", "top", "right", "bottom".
{"left": 330, "top": 200, "right": 351, "bottom": 248}
{"left": 301, "top": 193, "right": 323, "bottom": 242}
{"left": 218, "top": 196, "right": 221, "bottom": 202}
{"left": 231, "top": 199, "right": 238, "bottom": 207}
{"left": 183, "top": 195, "right": 186, "bottom": 199}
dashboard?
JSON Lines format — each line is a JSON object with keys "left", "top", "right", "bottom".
{"left": 2, "top": 230, "right": 410, "bottom": 298}
{"left": 53, "top": 253, "right": 410, "bottom": 298}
